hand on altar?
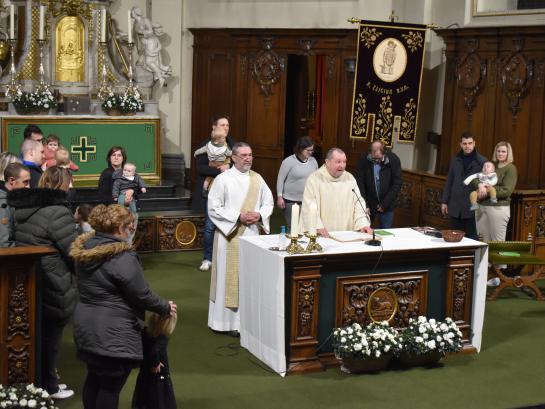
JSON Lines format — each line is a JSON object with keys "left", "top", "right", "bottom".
{"left": 361, "top": 226, "right": 373, "bottom": 234}
{"left": 277, "top": 196, "right": 286, "bottom": 209}
{"left": 317, "top": 228, "right": 329, "bottom": 238}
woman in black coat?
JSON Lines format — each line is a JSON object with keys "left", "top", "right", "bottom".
{"left": 7, "top": 166, "right": 78, "bottom": 399}
{"left": 97, "top": 146, "right": 127, "bottom": 204}
{"left": 70, "top": 204, "right": 176, "bottom": 409}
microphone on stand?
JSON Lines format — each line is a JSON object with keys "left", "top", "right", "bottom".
{"left": 352, "top": 188, "right": 381, "bottom": 246}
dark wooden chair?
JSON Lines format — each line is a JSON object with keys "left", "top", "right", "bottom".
{"left": 487, "top": 241, "right": 545, "bottom": 301}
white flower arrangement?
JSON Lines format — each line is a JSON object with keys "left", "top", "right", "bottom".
{"left": 11, "top": 90, "right": 57, "bottom": 114}
{"left": 102, "top": 92, "right": 143, "bottom": 114}
{"left": 0, "top": 384, "right": 58, "bottom": 408}
{"left": 332, "top": 321, "right": 401, "bottom": 360}
{"left": 400, "top": 316, "right": 463, "bottom": 356}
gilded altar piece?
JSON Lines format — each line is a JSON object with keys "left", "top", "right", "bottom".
{"left": 55, "top": 16, "right": 85, "bottom": 82}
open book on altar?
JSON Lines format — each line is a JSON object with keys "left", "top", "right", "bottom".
{"left": 328, "top": 231, "right": 378, "bottom": 243}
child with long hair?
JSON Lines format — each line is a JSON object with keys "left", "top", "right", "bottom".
{"left": 132, "top": 311, "right": 178, "bottom": 409}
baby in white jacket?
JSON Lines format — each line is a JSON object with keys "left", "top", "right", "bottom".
{"left": 464, "top": 161, "right": 497, "bottom": 210}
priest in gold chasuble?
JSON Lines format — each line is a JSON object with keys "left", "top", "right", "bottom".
{"left": 207, "top": 143, "right": 274, "bottom": 333}
{"left": 55, "top": 16, "right": 85, "bottom": 83}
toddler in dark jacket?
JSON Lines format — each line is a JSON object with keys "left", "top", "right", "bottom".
{"left": 132, "top": 311, "right": 178, "bottom": 409}
{"left": 112, "top": 162, "right": 146, "bottom": 213}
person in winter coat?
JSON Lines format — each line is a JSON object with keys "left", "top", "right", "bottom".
{"left": 70, "top": 204, "right": 177, "bottom": 409}
{"left": 441, "top": 132, "right": 487, "bottom": 240}
{"left": 356, "top": 140, "right": 403, "bottom": 228}
{"left": 7, "top": 166, "right": 77, "bottom": 399}
{"left": 0, "top": 158, "right": 28, "bottom": 247}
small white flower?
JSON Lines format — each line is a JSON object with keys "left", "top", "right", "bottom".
{"left": 340, "top": 337, "right": 346, "bottom": 343}
{"left": 375, "top": 351, "right": 381, "bottom": 358}
{"left": 354, "top": 343, "right": 362, "bottom": 351}
{"left": 427, "top": 340, "right": 436, "bottom": 349}
{"left": 19, "top": 399, "right": 28, "bottom": 406}
{"left": 418, "top": 326, "right": 426, "bottom": 334}
{"left": 436, "top": 335, "right": 442, "bottom": 341}
{"left": 384, "top": 345, "right": 390, "bottom": 352}
{"left": 423, "top": 333, "right": 429, "bottom": 340}
{"left": 415, "top": 336, "right": 423, "bottom": 343}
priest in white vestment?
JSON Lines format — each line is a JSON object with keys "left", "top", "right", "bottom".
{"left": 301, "top": 147, "right": 372, "bottom": 237}
{"left": 207, "top": 142, "right": 274, "bottom": 334}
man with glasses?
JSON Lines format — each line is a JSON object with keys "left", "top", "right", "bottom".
{"left": 207, "top": 142, "right": 273, "bottom": 336}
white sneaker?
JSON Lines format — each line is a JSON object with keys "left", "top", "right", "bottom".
{"left": 199, "top": 260, "right": 212, "bottom": 271}
{"left": 58, "top": 384, "right": 67, "bottom": 390}
{"left": 487, "top": 277, "right": 501, "bottom": 287}
{"left": 50, "top": 389, "right": 74, "bottom": 399}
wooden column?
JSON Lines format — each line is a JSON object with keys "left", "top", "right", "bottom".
{"left": 445, "top": 249, "right": 476, "bottom": 353}
{"left": 288, "top": 262, "right": 324, "bottom": 374}
{"left": 0, "top": 246, "right": 56, "bottom": 386}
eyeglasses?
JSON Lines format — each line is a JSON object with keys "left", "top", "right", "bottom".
{"left": 233, "top": 154, "right": 253, "bottom": 159}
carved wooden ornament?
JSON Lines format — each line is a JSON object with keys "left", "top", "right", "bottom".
{"left": 456, "top": 40, "right": 487, "bottom": 117}
{"left": 500, "top": 40, "right": 534, "bottom": 118}
{"left": 251, "top": 39, "right": 285, "bottom": 97}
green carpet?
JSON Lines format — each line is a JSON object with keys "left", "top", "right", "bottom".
{"left": 55, "top": 249, "right": 545, "bottom": 409}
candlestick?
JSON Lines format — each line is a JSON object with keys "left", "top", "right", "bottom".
{"left": 308, "top": 202, "right": 317, "bottom": 236}
{"left": 39, "top": 5, "right": 45, "bottom": 40}
{"left": 5, "top": 39, "right": 21, "bottom": 99}
{"left": 290, "top": 203, "right": 300, "bottom": 236}
{"left": 123, "top": 41, "right": 140, "bottom": 98}
{"left": 9, "top": 5, "right": 14, "bottom": 40}
{"left": 127, "top": 10, "right": 132, "bottom": 44}
{"left": 285, "top": 233, "right": 305, "bottom": 255}
{"left": 97, "top": 42, "right": 113, "bottom": 101}
{"left": 35, "top": 39, "right": 51, "bottom": 93}
{"left": 100, "top": 9, "right": 107, "bottom": 43}
{"left": 304, "top": 232, "right": 323, "bottom": 253}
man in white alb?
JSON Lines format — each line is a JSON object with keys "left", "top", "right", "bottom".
{"left": 301, "top": 147, "right": 372, "bottom": 237}
{"left": 207, "top": 142, "right": 274, "bottom": 335}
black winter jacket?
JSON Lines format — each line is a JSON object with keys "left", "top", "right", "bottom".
{"left": 441, "top": 149, "right": 487, "bottom": 219}
{"left": 7, "top": 188, "right": 77, "bottom": 321}
{"left": 355, "top": 151, "right": 403, "bottom": 213}
{"left": 70, "top": 232, "right": 170, "bottom": 361}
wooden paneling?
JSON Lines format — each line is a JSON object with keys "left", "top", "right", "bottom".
{"left": 435, "top": 26, "right": 545, "bottom": 189}
{"left": 189, "top": 29, "right": 366, "bottom": 193}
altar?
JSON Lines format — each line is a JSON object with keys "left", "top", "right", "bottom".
{"left": 238, "top": 228, "right": 488, "bottom": 376}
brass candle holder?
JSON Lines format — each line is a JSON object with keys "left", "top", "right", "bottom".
{"left": 35, "top": 38, "right": 51, "bottom": 93}
{"left": 97, "top": 41, "right": 113, "bottom": 101}
{"left": 124, "top": 41, "right": 140, "bottom": 97}
{"left": 286, "top": 234, "right": 305, "bottom": 255}
{"left": 304, "top": 232, "right": 323, "bottom": 253}
{"left": 6, "top": 38, "right": 21, "bottom": 98}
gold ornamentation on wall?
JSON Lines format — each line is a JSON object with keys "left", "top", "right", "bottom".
{"left": 400, "top": 98, "right": 416, "bottom": 141}
{"left": 96, "top": 14, "right": 118, "bottom": 84}
{"left": 351, "top": 94, "right": 367, "bottom": 137}
{"left": 374, "top": 95, "right": 393, "bottom": 145}
{"left": 55, "top": 16, "right": 85, "bottom": 82}
{"left": 16, "top": 7, "right": 39, "bottom": 81}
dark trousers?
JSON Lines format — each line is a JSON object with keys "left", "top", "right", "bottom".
{"left": 41, "top": 320, "right": 66, "bottom": 394}
{"left": 450, "top": 216, "right": 478, "bottom": 240}
{"left": 370, "top": 209, "right": 395, "bottom": 229}
{"left": 83, "top": 369, "right": 131, "bottom": 409}
{"left": 203, "top": 199, "right": 215, "bottom": 262}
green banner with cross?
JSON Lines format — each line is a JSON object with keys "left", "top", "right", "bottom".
{"left": 1, "top": 116, "right": 161, "bottom": 186}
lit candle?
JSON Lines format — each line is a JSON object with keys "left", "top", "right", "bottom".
{"left": 127, "top": 10, "right": 132, "bottom": 44}
{"left": 290, "top": 203, "right": 299, "bottom": 237}
{"left": 9, "top": 5, "right": 14, "bottom": 40}
{"left": 39, "top": 5, "right": 45, "bottom": 40}
{"left": 308, "top": 202, "right": 318, "bottom": 236}
{"left": 100, "top": 9, "right": 107, "bottom": 43}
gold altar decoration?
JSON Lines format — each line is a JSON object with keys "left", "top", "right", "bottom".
{"left": 55, "top": 16, "right": 85, "bottom": 82}
{"left": 16, "top": 7, "right": 39, "bottom": 81}
{"left": 96, "top": 14, "right": 118, "bottom": 85}
{"left": 367, "top": 287, "right": 398, "bottom": 323}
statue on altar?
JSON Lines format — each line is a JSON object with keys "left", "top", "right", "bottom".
{"left": 55, "top": 16, "right": 85, "bottom": 83}
{"left": 131, "top": 7, "right": 171, "bottom": 88}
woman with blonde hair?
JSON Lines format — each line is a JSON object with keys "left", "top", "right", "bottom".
{"left": 7, "top": 165, "right": 77, "bottom": 399}
{"left": 475, "top": 141, "right": 518, "bottom": 242}
{"left": 70, "top": 204, "right": 177, "bottom": 409}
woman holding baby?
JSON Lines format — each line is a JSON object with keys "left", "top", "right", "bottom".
{"left": 475, "top": 141, "right": 518, "bottom": 242}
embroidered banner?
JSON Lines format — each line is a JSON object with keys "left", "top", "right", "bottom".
{"left": 349, "top": 20, "right": 427, "bottom": 147}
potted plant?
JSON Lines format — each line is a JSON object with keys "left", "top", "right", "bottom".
{"left": 332, "top": 321, "right": 401, "bottom": 374}
{"left": 0, "top": 383, "right": 58, "bottom": 408}
{"left": 11, "top": 89, "right": 57, "bottom": 115}
{"left": 399, "top": 316, "right": 464, "bottom": 367}
{"left": 119, "top": 93, "right": 143, "bottom": 115}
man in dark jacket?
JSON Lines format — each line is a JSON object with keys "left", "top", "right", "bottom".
{"left": 191, "top": 115, "right": 234, "bottom": 271}
{"left": 0, "top": 163, "right": 30, "bottom": 247}
{"left": 441, "top": 132, "right": 487, "bottom": 240}
{"left": 7, "top": 186, "right": 77, "bottom": 398}
{"left": 21, "top": 139, "right": 44, "bottom": 188}
{"left": 356, "top": 141, "right": 403, "bottom": 228}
